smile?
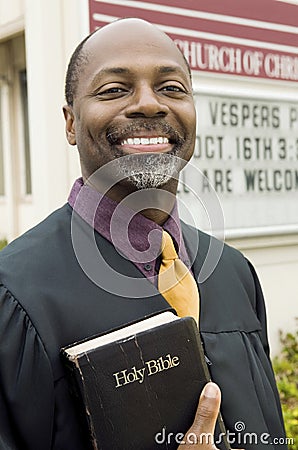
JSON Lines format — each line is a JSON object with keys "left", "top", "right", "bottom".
{"left": 121, "top": 137, "right": 169, "bottom": 145}
{"left": 118, "top": 135, "right": 173, "bottom": 154}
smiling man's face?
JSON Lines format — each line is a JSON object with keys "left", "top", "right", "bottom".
{"left": 64, "top": 19, "right": 196, "bottom": 195}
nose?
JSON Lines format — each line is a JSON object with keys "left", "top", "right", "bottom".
{"left": 124, "top": 83, "right": 169, "bottom": 118}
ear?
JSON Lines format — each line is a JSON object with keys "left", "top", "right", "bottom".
{"left": 63, "top": 105, "right": 77, "bottom": 145}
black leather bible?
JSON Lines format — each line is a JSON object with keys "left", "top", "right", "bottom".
{"left": 61, "top": 312, "right": 230, "bottom": 450}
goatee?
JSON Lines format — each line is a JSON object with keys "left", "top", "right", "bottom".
{"left": 113, "top": 151, "right": 185, "bottom": 189}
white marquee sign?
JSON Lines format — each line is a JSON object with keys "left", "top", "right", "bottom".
{"left": 178, "top": 94, "right": 298, "bottom": 236}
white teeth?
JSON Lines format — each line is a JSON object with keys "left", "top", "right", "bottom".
{"left": 121, "top": 136, "right": 169, "bottom": 145}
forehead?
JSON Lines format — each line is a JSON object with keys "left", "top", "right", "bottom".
{"left": 81, "top": 20, "right": 188, "bottom": 82}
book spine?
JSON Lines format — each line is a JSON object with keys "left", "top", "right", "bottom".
{"left": 63, "top": 355, "right": 99, "bottom": 450}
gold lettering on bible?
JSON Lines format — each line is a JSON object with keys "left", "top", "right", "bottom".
{"left": 113, "top": 354, "right": 180, "bottom": 388}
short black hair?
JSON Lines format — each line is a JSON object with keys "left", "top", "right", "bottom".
{"left": 65, "top": 30, "right": 96, "bottom": 106}
{"left": 64, "top": 25, "right": 192, "bottom": 107}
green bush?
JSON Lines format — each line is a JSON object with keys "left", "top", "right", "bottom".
{"left": 0, "top": 239, "right": 7, "bottom": 251}
{"left": 273, "top": 321, "right": 298, "bottom": 449}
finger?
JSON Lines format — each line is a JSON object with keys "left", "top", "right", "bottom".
{"left": 187, "top": 382, "right": 221, "bottom": 440}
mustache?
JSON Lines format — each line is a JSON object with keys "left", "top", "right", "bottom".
{"left": 106, "top": 121, "right": 184, "bottom": 145}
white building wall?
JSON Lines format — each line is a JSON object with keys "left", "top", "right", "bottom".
{"left": 0, "top": 0, "right": 297, "bottom": 354}
{"left": 0, "top": 0, "right": 24, "bottom": 39}
{"left": 230, "top": 234, "right": 298, "bottom": 353}
{"left": 24, "top": 0, "right": 81, "bottom": 227}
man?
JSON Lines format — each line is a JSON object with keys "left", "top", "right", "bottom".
{"left": 0, "top": 18, "right": 286, "bottom": 450}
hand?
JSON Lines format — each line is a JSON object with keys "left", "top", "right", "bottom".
{"left": 177, "top": 382, "right": 220, "bottom": 448}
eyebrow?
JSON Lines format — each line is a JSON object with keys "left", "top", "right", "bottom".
{"left": 158, "top": 66, "right": 186, "bottom": 75}
{"left": 90, "top": 65, "right": 187, "bottom": 85}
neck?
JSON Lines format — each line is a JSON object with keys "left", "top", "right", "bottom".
{"left": 118, "top": 181, "right": 178, "bottom": 225}
{"left": 84, "top": 174, "right": 178, "bottom": 226}
{"left": 139, "top": 206, "right": 174, "bottom": 225}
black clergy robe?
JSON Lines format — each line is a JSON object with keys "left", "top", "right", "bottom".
{"left": 0, "top": 204, "right": 287, "bottom": 449}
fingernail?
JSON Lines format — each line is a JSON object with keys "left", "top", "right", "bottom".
{"left": 203, "top": 382, "right": 219, "bottom": 398}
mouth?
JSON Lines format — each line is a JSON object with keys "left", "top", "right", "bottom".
{"left": 119, "top": 135, "right": 172, "bottom": 153}
{"left": 106, "top": 123, "right": 183, "bottom": 155}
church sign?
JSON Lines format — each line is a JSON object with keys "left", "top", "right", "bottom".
{"left": 89, "top": 0, "right": 298, "bottom": 83}
{"left": 178, "top": 94, "right": 298, "bottom": 234}
{"left": 88, "top": 0, "right": 298, "bottom": 235}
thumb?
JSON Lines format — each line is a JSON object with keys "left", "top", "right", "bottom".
{"left": 184, "top": 382, "right": 221, "bottom": 447}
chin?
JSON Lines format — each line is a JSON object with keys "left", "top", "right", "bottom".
{"left": 127, "top": 173, "right": 173, "bottom": 190}
{"left": 115, "top": 152, "right": 183, "bottom": 190}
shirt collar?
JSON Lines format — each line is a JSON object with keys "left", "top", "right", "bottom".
{"left": 68, "top": 178, "right": 190, "bottom": 277}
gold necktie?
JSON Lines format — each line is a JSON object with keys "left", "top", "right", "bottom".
{"left": 158, "top": 230, "right": 200, "bottom": 323}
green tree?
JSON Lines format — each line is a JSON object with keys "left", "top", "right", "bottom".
{"left": 0, "top": 239, "right": 7, "bottom": 251}
{"left": 273, "top": 321, "right": 298, "bottom": 449}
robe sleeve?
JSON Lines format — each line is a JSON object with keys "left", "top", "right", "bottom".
{"left": 246, "top": 258, "right": 271, "bottom": 358}
{"left": 0, "top": 284, "right": 55, "bottom": 450}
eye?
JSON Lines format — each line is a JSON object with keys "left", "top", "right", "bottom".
{"left": 159, "top": 83, "right": 188, "bottom": 96}
{"left": 95, "top": 85, "right": 129, "bottom": 99}
{"left": 100, "top": 87, "right": 125, "bottom": 94}
{"left": 162, "top": 85, "right": 184, "bottom": 92}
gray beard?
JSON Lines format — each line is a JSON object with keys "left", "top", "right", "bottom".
{"left": 115, "top": 153, "right": 182, "bottom": 189}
